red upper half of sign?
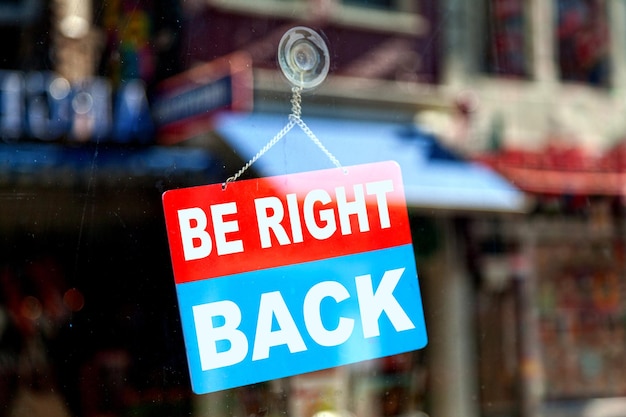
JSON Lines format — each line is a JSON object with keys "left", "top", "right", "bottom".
{"left": 162, "top": 161, "right": 413, "bottom": 284}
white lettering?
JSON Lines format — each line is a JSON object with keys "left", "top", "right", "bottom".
{"left": 336, "top": 184, "right": 369, "bottom": 235}
{"left": 355, "top": 268, "right": 415, "bottom": 338}
{"left": 178, "top": 207, "right": 212, "bottom": 261}
{"left": 304, "top": 281, "right": 354, "bottom": 346}
{"left": 252, "top": 291, "right": 307, "bottom": 360}
{"left": 193, "top": 300, "right": 248, "bottom": 370}
{"left": 211, "top": 202, "right": 244, "bottom": 255}
{"left": 304, "top": 189, "right": 336, "bottom": 240}
{"left": 190, "top": 268, "right": 418, "bottom": 370}
{"left": 366, "top": 180, "right": 394, "bottom": 229}
{"left": 250, "top": 180, "right": 395, "bottom": 248}
{"left": 255, "top": 196, "right": 291, "bottom": 248}
{"left": 286, "top": 193, "right": 304, "bottom": 243}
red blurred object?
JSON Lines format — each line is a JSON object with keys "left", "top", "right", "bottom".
{"left": 476, "top": 138, "right": 626, "bottom": 196}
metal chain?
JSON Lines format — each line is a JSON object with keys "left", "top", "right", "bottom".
{"left": 223, "top": 119, "right": 295, "bottom": 187}
{"left": 223, "top": 86, "right": 344, "bottom": 188}
{"left": 289, "top": 114, "right": 343, "bottom": 170}
{"left": 291, "top": 86, "right": 302, "bottom": 118}
{"left": 289, "top": 86, "right": 342, "bottom": 170}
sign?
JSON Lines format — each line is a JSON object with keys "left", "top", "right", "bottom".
{"left": 0, "top": 71, "right": 153, "bottom": 143}
{"left": 162, "top": 161, "right": 427, "bottom": 394}
{"left": 153, "top": 52, "right": 253, "bottom": 145}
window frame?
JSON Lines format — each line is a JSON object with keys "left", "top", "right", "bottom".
{"left": 206, "top": 0, "right": 424, "bottom": 36}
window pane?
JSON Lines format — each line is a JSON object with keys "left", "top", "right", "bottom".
{"left": 484, "top": 0, "right": 528, "bottom": 77}
{"left": 555, "top": 0, "right": 610, "bottom": 86}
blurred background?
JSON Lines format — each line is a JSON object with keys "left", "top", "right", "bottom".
{"left": 1, "top": 0, "right": 625, "bottom": 416}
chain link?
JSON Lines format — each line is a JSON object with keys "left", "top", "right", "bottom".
{"left": 223, "top": 87, "right": 344, "bottom": 188}
{"left": 223, "top": 119, "right": 296, "bottom": 187}
{"left": 289, "top": 114, "right": 343, "bottom": 170}
{"left": 291, "top": 87, "right": 302, "bottom": 118}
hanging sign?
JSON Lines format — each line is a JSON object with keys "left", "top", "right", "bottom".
{"left": 162, "top": 161, "right": 427, "bottom": 394}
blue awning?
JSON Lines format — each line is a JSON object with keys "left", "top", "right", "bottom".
{"left": 215, "top": 112, "right": 526, "bottom": 213}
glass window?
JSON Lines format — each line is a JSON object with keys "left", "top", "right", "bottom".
{"left": 484, "top": 0, "right": 528, "bottom": 77}
{"left": 555, "top": 0, "right": 610, "bottom": 86}
{"left": 8, "top": 1, "right": 626, "bottom": 417}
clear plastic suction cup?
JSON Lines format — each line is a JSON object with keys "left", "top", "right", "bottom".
{"left": 278, "top": 26, "right": 330, "bottom": 90}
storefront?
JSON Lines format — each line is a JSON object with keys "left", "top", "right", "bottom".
{"left": 476, "top": 142, "right": 626, "bottom": 417}
{"left": 0, "top": 1, "right": 529, "bottom": 416}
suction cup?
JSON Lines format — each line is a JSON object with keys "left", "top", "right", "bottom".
{"left": 278, "top": 27, "right": 330, "bottom": 90}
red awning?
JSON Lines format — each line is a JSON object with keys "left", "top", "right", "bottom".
{"left": 476, "top": 141, "right": 626, "bottom": 196}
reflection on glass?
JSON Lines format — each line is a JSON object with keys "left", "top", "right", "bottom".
{"left": 484, "top": 0, "right": 528, "bottom": 77}
{"left": 555, "top": 0, "right": 610, "bottom": 86}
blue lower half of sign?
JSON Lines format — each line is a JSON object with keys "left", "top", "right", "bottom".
{"left": 175, "top": 244, "right": 427, "bottom": 394}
